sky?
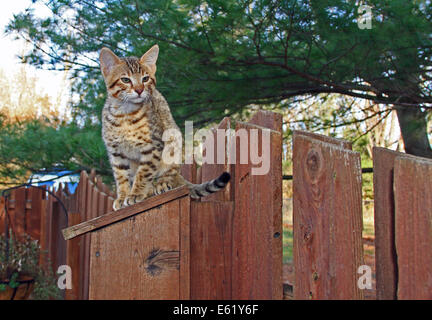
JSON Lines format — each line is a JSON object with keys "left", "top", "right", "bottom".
{"left": 0, "top": 0, "right": 70, "bottom": 111}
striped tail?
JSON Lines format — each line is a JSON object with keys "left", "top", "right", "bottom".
{"left": 187, "top": 172, "right": 231, "bottom": 199}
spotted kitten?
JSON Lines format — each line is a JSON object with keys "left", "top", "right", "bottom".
{"left": 99, "top": 45, "right": 230, "bottom": 210}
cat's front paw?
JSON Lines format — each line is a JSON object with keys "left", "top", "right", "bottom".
{"left": 113, "top": 198, "right": 125, "bottom": 211}
{"left": 154, "top": 182, "right": 173, "bottom": 195}
{"left": 123, "top": 193, "right": 148, "bottom": 207}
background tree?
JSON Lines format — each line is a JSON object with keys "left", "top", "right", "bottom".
{"left": 1, "top": 0, "right": 431, "bottom": 183}
{"left": 0, "top": 65, "right": 110, "bottom": 185}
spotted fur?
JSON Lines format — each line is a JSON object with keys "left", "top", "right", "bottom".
{"left": 100, "top": 45, "right": 230, "bottom": 210}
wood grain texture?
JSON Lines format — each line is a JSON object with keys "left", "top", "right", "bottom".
{"left": 293, "top": 134, "right": 364, "bottom": 300}
{"left": 181, "top": 162, "right": 197, "bottom": 184}
{"left": 231, "top": 116, "right": 283, "bottom": 300}
{"left": 78, "top": 171, "right": 89, "bottom": 300}
{"left": 249, "top": 110, "right": 283, "bottom": 132}
{"left": 65, "top": 212, "right": 82, "bottom": 300}
{"left": 28, "top": 188, "right": 42, "bottom": 240}
{"left": 38, "top": 197, "right": 49, "bottom": 266}
{"left": 14, "top": 187, "right": 26, "bottom": 237}
{"left": 82, "top": 175, "right": 94, "bottom": 300}
{"left": 0, "top": 197, "right": 4, "bottom": 236}
{"left": 292, "top": 130, "right": 353, "bottom": 150}
{"left": 51, "top": 187, "right": 67, "bottom": 274}
{"left": 179, "top": 196, "right": 191, "bottom": 300}
{"left": 89, "top": 197, "right": 185, "bottom": 300}
{"left": 62, "top": 186, "right": 189, "bottom": 240}
{"left": 190, "top": 201, "right": 234, "bottom": 299}
{"left": 249, "top": 111, "right": 283, "bottom": 300}
{"left": 394, "top": 155, "right": 432, "bottom": 299}
{"left": 372, "top": 147, "right": 400, "bottom": 300}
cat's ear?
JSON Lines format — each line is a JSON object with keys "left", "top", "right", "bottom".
{"left": 100, "top": 47, "right": 121, "bottom": 77}
{"left": 140, "top": 44, "right": 159, "bottom": 73}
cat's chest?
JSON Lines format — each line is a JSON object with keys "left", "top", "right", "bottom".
{"left": 104, "top": 109, "right": 155, "bottom": 146}
{"left": 118, "top": 119, "right": 151, "bottom": 142}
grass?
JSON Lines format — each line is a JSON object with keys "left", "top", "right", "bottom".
{"left": 283, "top": 228, "right": 293, "bottom": 264}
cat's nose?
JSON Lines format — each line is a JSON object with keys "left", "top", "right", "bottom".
{"left": 135, "top": 88, "right": 144, "bottom": 95}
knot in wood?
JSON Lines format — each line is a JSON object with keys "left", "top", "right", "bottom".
{"left": 305, "top": 149, "right": 322, "bottom": 182}
{"left": 303, "top": 231, "right": 312, "bottom": 242}
{"left": 306, "top": 150, "right": 320, "bottom": 172}
{"left": 301, "top": 224, "right": 313, "bottom": 243}
{"left": 144, "top": 249, "right": 180, "bottom": 276}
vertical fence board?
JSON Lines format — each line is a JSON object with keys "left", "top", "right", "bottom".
{"left": 52, "top": 186, "right": 68, "bottom": 276}
{"left": 65, "top": 212, "right": 82, "bottom": 300}
{"left": 231, "top": 114, "right": 282, "bottom": 299}
{"left": 0, "top": 197, "right": 4, "bottom": 235}
{"left": 190, "top": 201, "right": 233, "bottom": 299}
{"left": 28, "top": 188, "right": 42, "bottom": 241}
{"left": 179, "top": 196, "right": 191, "bottom": 300}
{"left": 372, "top": 147, "right": 399, "bottom": 300}
{"left": 82, "top": 176, "right": 94, "bottom": 300}
{"left": 250, "top": 111, "right": 283, "bottom": 300}
{"left": 45, "top": 189, "right": 54, "bottom": 267}
{"left": 394, "top": 155, "right": 432, "bottom": 299}
{"left": 292, "top": 130, "right": 353, "bottom": 150}
{"left": 249, "top": 110, "right": 283, "bottom": 133}
{"left": 181, "top": 162, "right": 197, "bottom": 185}
{"left": 14, "top": 188, "right": 26, "bottom": 237}
{"left": 91, "top": 182, "right": 99, "bottom": 219}
{"left": 107, "top": 197, "right": 114, "bottom": 213}
{"left": 293, "top": 133, "right": 364, "bottom": 299}
{"left": 89, "top": 199, "right": 181, "bottom": 300}
{"left": 78, "top": 171, "right": 89, "bottom": 300}
{"left": 4, "top": 195, "right": 14, "bottom": 235}
{"left": 97, "top": 190, "right": 107, "bottom": 217}
{"left": 39, "top": 193, "right": 49, "bottom": 266}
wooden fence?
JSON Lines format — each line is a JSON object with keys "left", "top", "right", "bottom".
{"left": 62, "top": 110, "right": 283, "bottom": 300}
{"left": 0, "top": 170, "right": 116, "bottom": 300}
{"left": 1, "top": 110, "right": 431, "bottom": 299}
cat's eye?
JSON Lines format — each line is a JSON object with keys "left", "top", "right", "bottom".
{"left": 121, "top": 77, "right": 131, "bottom": 83}
{"left": 142, "top": 76, "right": 150, "bottom": 83}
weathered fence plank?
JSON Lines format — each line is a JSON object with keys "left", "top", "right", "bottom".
{"left": 39, "top": 193, "right": 49, "bottom": 266}
{"left": 394, "top": 155, "right": 432, "bottom": 299}
{"left": 28, "top": 188, "right": 42, "bottom": 240}
{"left": 372, "top": 147, "right": 399, "bottom": 300}
{"left": 292, "top": 130, "right": 353, "bottom": 150}
{"left": 293, "top": 133, "right": 364, "bottom": 299}
{"left": 190, "top": 201, "right": 234, "bottom": 299}
{"left": 82, "top": 175, "right": 94, "bottom": 300}
{"left": 51, "top": 185, "right": 67, "bottom": 274}
{"left": 231, "top": 113, "right": 283, "bottom": 300}
{"left": 65, "top": 212, "right": 82, "bottom": 300}
{"left": 89, "top": 195, "right": 187, "bottom": 300}
{"left": 181, "top": 162, "right": 197, "bottom": 185}
{"left": 179, "top": 196, "right": 191, "bottom": 300}
{"left": 77, "top": 171, "right": 88, "bottom": 300}
{"left": 14, "top": 187, "right": 26, "bottom": 237}
{"left": 0, "top": 198, "right": 4, "bottom": 236}
{"left": 63, "top": 186, "right": 189, "bottom": 240}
